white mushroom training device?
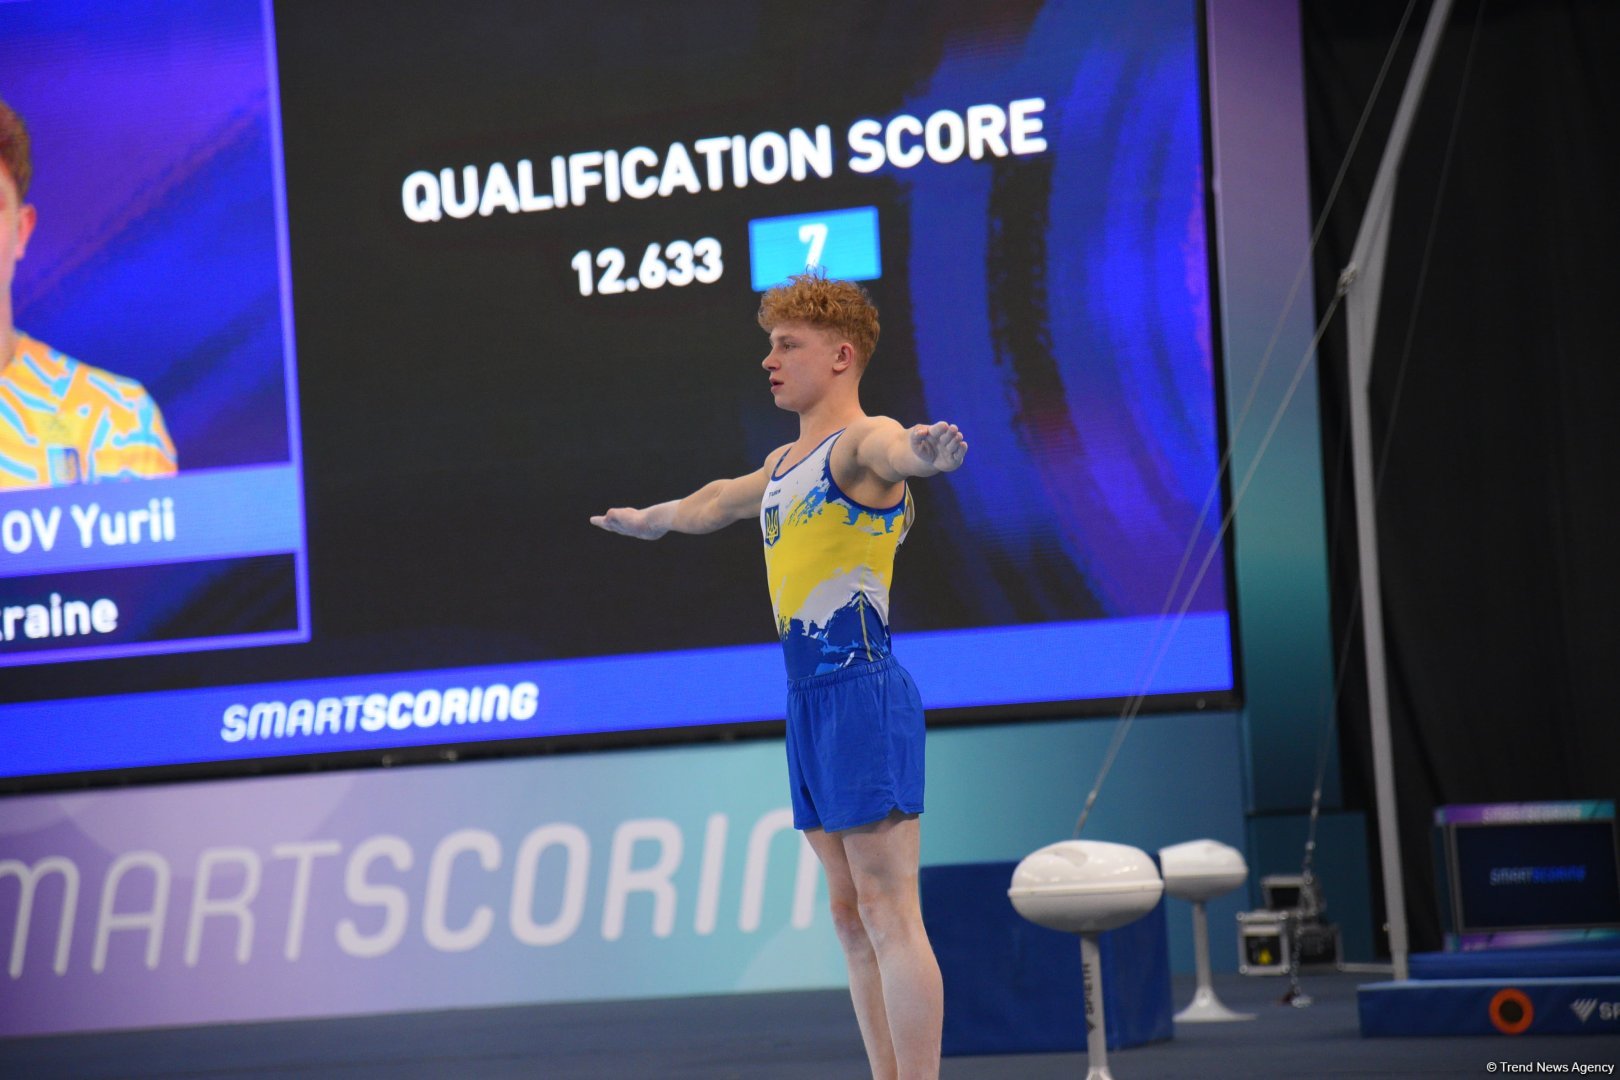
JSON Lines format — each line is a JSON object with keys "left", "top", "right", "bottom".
{"left": 1159, "top": 839, "right": 1255, "bottom": 1023}
{"left": 1009, "top": 841, "right": 1165, "bottom": 1080}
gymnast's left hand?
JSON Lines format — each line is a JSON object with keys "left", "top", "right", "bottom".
{"left": 909, "top": 421, "right": 968, "bottom": 473}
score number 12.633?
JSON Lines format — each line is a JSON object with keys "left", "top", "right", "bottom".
{"left": 570, "top": 238, "right": 723, "bottom": 297}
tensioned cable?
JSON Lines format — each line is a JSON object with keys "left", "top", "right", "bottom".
{"left": 1299, "top": 0, "right": 1488, "bottom": 885}
{"left": 1142, "top": 0, "right": 1426, "bottom": 650}
{"left": 1075, "top": 0, "right": 1425, "bottom": 837}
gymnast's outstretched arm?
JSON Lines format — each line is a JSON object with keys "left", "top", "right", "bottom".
{"left": 846, "top": 417, "right": 969, "bottom": 482}
{"left": 589, "top": 445, "right": 787, "bottom": 539}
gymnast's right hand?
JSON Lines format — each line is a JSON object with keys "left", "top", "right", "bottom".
{"left": 590, "top": 505, "right": 671, "bottom": 540}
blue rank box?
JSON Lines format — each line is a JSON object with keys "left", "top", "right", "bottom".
{"left": 748, "top": 207, "right": 881, "bottom": 291}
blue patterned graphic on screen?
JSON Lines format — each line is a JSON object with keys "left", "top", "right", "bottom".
{"left": 900, "top": 0, "right": 1223, "bottom": 623}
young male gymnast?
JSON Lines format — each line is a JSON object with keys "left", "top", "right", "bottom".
{"left": 591, "top": 272, "right": 966, "bottom": 1079}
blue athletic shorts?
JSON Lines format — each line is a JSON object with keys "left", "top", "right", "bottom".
{"left": 784, "top": 655, "right": 926, "bottom": 832}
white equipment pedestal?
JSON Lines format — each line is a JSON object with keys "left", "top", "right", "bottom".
{"left": 1009, "top": 840, "right": 1165, "bottom": 1080}
{"left": 1159, "top": 839, "right": 1254, "bottom": 1023}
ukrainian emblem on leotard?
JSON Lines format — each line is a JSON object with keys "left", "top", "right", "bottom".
{"left": 47, "top": 446, "right": 82, "bottom": 485}
{"left": 763, "top": 504, "right": 782, "bottom": 547}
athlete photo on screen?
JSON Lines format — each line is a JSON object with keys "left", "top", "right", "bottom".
{"left": 592, "top": 272, "right": 966, "bottom": 1079}
{"left": 0, "top": 96, "right": 177, "bottom": 491}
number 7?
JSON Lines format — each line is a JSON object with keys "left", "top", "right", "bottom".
{"left": 798, "top": 223, "right": 828, "bottom": 268}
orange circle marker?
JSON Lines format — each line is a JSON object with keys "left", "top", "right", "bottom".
{"left": 1489, "top": 988, "right": 1534, "bottom": 1035}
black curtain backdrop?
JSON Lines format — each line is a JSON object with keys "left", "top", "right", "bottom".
{"left": 1304, "top": 0, "right": 1620, "bottom": 953}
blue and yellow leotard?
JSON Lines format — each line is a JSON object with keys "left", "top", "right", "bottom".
{"left": 761, "top": 429, "right": 912, "bottom": 680}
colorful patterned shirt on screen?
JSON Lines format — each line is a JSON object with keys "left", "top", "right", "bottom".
{"left": 0, "top": 332, "right": 177, "bottom": 490}
{"left": 761, "top": 428, "right": 913, "bottom": 681}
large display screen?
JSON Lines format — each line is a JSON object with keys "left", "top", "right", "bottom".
{"left": 0, "top": 0, "right": 1236, "bottom": 787}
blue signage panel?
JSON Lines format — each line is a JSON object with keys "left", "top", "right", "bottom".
{"left": 748, "top": 207, "right": 882, "bottom": 290}
{"left": 0, "top": 613, "right": 1231, "bottom": 779}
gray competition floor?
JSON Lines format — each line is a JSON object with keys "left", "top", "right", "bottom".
{"left": 3, "top": 972, "right": 1618, "bottom": 1079}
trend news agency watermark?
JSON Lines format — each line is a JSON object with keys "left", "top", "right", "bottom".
{"left": 1485, "top": 1063, "right": 1614, "bottom": 1075}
